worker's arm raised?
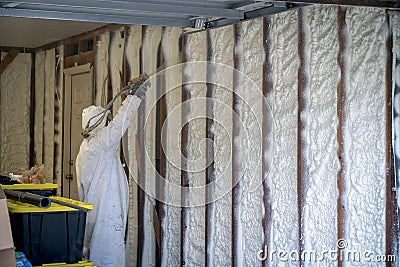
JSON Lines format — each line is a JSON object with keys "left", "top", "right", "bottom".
{"left": 98, "top": 95, "right": 142, "bottom": 149}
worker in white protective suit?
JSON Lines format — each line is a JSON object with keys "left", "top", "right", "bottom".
{"left": 75, "top": 79, "right": 148, "bottom": 267}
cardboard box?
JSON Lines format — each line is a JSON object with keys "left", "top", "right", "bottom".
{"left": 0, "top": 187, "right": 16, "bottom": 267}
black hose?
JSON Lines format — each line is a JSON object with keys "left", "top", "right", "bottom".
{"left": 4, "top": 189, "right": 51, "bottom": 208}
{"left": 50, "top": 198, "right": 90, "bottom": 212}
{"left": 82, "top": 78, "right": 148, "bottom": 138}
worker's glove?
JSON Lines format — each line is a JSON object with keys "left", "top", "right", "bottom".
{"left": 134, "top": 85, "right": 148, "bottom": 100}
{"left": 125, "top": 73, "right": 149, "bottom": 99}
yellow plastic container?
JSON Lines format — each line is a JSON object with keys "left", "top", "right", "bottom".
{"left": 37, "top": 260, "right": 97, "bottom": 266}
{"left": 1, "top": 183, "right": 58, "bottom": 190}
{"left": 1, "top": 183, "right": 58, "bottom": 197}
{"left": 7, "top": 196, "right": 93, "bottom": 213}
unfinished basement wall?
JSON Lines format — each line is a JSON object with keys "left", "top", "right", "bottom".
{"left": 0, "top": 52, "right": 32, "bottom": 173}
{"left": 156, "top": 5, "right": 398, "bottom": 267}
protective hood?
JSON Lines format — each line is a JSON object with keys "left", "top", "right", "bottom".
{"left": 82, "top": 105, "right": 110, "bottom": 137}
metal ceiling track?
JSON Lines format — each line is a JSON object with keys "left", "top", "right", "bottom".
{"left": 201, "top": 2, "right": 306, "bottom": 30}
{"left": 261, "top": 0, "right": 400, "bottom": 9}
{"left": 0, "top": 0, "right": 398, "bottom": 28}
{"left": 0, "top": 0, "right": 244, "bottom": 28}
{"left": 0, "top": 0, "right": 308, "bottom": 28}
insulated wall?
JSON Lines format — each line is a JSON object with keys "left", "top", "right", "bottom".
{"left": 32, "top": 25, "right": 183, "bottom": 266}
{"left": 160, "top": 27, "right": 182, "bottom": 266}
{"left": 33, "top": 47, "right": 64, "bottom": 185}
{"left": 0, "top": 48, "right": 63, "bottom": 185}
{"left": 208, "top": 25, "right": 234, "bottom": 267}
{"left": 2, "top": 5, "right": 398, "bottom": 267}
{"left": 343, "top": 8, "right": 387, "bottom": 265}
{"left": 159, "top": 5, "right": 397, "bottom": 267}
{"left": 182, "top": 30, "right": 207, "bottom": 267}
{"left": 90, "top": 25, "right": 183, "bottom": 267}
{"left": 268, "top": 10, "right": 299, "bottom": 265}
{"left": 0, "top": 53, "right": 32, "bottom": 173}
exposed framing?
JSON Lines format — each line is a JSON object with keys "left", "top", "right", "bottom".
{"left": 180, "top": 33, "right": 190, "bottom": 267}
{"left": 262, "top": 16, "right": 273, "bottom": 267}
{"left": 232, "top": 22, "right": 243, "bottom": 267}
{"left": 297, "top": 8, "right": 307, "bottom": 265}
{"left": 385, "top": 10, "right": 399, "bottom": 267}
{"left": 337, "top": 7, "right": 347, "bottom": 267}
{"left": 205, "top": 29, "right": 216, "bottom": 267}
{"left": 0, "top": 50, "right": 19, "bottom": 75}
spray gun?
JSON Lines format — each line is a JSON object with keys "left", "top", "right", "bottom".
{"left": 81, "top": 73, "right": 150, "bottom": 138}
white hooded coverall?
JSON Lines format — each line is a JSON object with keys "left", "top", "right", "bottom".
{"left": 76, "top": 95, "right": 141, "bottom": 267}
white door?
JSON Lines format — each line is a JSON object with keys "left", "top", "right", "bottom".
{"left": 63, "top": 64, "right": 93, "bottom": 199}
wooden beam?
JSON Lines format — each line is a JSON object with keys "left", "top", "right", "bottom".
{"left": 262, "top": 16, "right": 273, "bottom": 267}
{"left": 385, "top": 10, "right": 399, "bottom": 267}
{"left": 36, "top": 24, "right": 125, "bottom": 52}
{"left": 152, "top": 207, "right": 162, "bottom": 249}
{"left": 337, "top": 7, "right": 347, "bottom": 267}
{"left": 205, "top": 29, "right": 215, "bottom": 267}
{"left": 297, "top": 8, "right": 307, "bottom": 266}
{"left": 232, "top": 22, "right": 243, "bottom": 267}
{"left": 64, "top": 51, "right": 95, "bottom": 69}
{"left": 263, "top": 0, "right": 400, "bottom": 8}
{"left": 0, "top": 46, "right": 35, "bottom": 53}
{"left": 155, "top": 29, "right": 165, "bottom": 265}
{"left": 29, "top": 53, "right": 36, "bottom": 167}
{"left": 137, "top": 26, "right": 146, "bottom": 267}
{"left": 158, "top": 28, "right": 167, "bottom": 265}
{"left": 180, "top": 33, "right": 190, "bottom": 267}
{"left": 0, "top": 50, "right": 19, "bottom": 76}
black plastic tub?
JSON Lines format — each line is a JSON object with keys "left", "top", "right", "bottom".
{"left": 7, "top": 197, "right": 92, "bottom": 266}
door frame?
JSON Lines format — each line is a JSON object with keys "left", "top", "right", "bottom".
{"left": 62, "top": 63, "right": 93, "bottom": 198}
